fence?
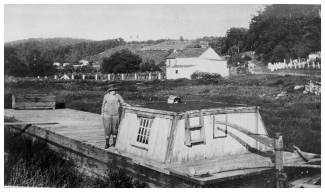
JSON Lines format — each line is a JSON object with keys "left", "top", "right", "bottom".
{"left": 268, "top": 58, "right": 321, "bottom": 72}
{"left": 50, "top": 71, "right": 165, "bottom": 81}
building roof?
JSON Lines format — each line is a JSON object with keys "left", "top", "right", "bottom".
{"left": 167, "top": 48, "right": 209, "bottom": 59}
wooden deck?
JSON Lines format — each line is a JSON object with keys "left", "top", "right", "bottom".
{"left": 5, "top": 109, "right": 106, "bottom": 148}
{"left": 3, "top": 108, "right": 283, "bottom": 187}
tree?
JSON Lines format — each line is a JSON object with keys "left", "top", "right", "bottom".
{"left": 4, "top": 46, "right": 30, "bottom": 77}
{"left": 27, "top": 49, "right": 57, "bottom": 76}
{"left": 247, "top": 4, "right": 321, "bottom": 63}
{"left": 101, "top": 49, "right": 142, "bottom": 73}
{"left": 222, "top": 28, "right": 249, "bottom": 55}
{"left": 76, "top": 65, "right": 96, "bottom": 73}
{"left": 139, "top": 59, "right": 161, "bottom": 72}
{"left": 62, "top": 65, "right": 74, "bottom": 74}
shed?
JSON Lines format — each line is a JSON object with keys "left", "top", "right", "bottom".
{"left": 115, "top": 101, "right": 270, "bottom": 163}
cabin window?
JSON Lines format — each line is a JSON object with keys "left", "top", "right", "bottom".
{"left": 213, "top": 114, "right": 227, "bottom": 138}
{"left": 136, "top": 117, "right": 153, "bottom": 145}
{"left": 175, "top": 70, "right": 178, "bottom": 74}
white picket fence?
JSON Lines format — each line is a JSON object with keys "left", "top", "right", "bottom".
{"left": 51, "top": 71, "right": 165, "bottom": 81}
{"left": 268, "top": 59, "right": 321, "bottom": 72}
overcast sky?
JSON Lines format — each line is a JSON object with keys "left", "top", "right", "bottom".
{"left": 5, "top": 4, "right": 266, "bottom": 42}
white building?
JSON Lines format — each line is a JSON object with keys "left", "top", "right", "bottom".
{"left": 53, "top": 62, "right": 61, "bottom": 67}
{"left": 165, "top": 47, "right": 229, "bottom": 79}
{"left": 63, "top": 63, "right": 71, "bottom": 67}
{"left": 79, "top": 59, "right": 89, "bottom": 66}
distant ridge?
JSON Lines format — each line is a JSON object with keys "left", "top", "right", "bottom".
{"left": 5, "top": 37, "right": 94, "bottom": 48}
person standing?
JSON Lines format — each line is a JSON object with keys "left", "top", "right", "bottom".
{"left": 101, "top": 84, "right": 130, "bottom": 149}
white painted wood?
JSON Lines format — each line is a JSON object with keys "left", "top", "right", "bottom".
{"left": 115, "top": 112, "right": 172, "bottom": 162}
{"left": 169, "top": 112, "right": 269, "bottom": 163}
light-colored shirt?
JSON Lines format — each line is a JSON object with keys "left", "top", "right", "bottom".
{"left": 101, "top": 93, "right": 128, "bottom": 116}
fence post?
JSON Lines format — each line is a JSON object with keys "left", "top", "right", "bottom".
{"left": 71, "top": 74, "right": 74, "bottom": 80}
{"left": 317, "top": 62, "right": 320, "bottom": 69}
{"left": 134, "top": 73, "right": 137, "bottom": 81}
{"left": 82, "top": 74, "right": 85, "bottom": 80}
{"left": 54, "top": 75, "right": 58, "bottom": 80}
{"left": 121, "top": 73, "right": 124, "bottom": 81}
{"left": 149, "top": 72, "right": 152, "bottom": 81}
{"left": 95, "top": 74, "right": 98, "bottom": 81}
{"left": 274, "top": 132, "right": 287, "bottom": 188}
{"left": 158, "top": 72, "right": 161, "bottom": 80}
{"left": 107, "top": 74, "right": 111, "bottom": 81}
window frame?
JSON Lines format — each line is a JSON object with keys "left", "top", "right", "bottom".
{"left": 132, "top": 115, "right": 154, "bottom": 150}
{"left": 184, "top": 111, "right": 206, "bottom": 147}
{"left": 213, "top": 114, "right": 228, "bottom": 139}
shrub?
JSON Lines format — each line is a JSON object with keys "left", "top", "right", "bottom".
{"left": 190, "top": 71, "right": 223, "bottom": 82}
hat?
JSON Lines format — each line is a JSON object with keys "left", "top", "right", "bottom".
{"left": 107, "top": 84, "right": 118, "bottom": 92}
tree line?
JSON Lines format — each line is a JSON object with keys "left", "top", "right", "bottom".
{"left": 221, "top": 4, "right": 320, "bottom": 67}
{"left": 4, "top": 38, "right": 126, "bottom": 77}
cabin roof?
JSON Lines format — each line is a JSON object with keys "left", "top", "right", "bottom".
{"left": 137, "top": 101, "right": 249, "bottom": 113}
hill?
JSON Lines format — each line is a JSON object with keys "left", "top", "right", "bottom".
{"left": 87, "top": 40, "right": 201, "bottom": 68}
{"left": 87, "top": 43, "right": 171, "bottom": 67}
{"left": 5, "top": 38, "right": 93, "bottom": 50}
{"left": 140, "top": 40, "right": 194, "bottom": 51}
{"left": 4, "top": 38, "right": 126, "bottom": 64}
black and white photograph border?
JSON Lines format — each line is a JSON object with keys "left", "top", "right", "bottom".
{"left": 1, "top": 0, "right": 324, "bottom": 190}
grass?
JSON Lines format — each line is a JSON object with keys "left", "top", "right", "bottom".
{"left": 4, "top": 127, "right": 146, "bottom": 187}
{"left": 4, "top": 74, "right": 321, "bottom": 187}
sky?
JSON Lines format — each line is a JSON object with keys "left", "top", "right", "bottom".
{"left": 4, "top": 4, "right": 266, "bottom": 42}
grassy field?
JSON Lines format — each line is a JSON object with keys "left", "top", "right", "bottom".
{"left": 4, "top": 74, "right": 321, "bottom": 187}
{"left": 5, "top": 74, "right": 321, "bottom": 153}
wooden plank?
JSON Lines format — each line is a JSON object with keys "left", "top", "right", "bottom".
{"left": 290, "top": 174, "right": 321, "bottom": 188}
{"left": 12, "top": 94, "right": 55, "bottom": 110}
{"left": 199, "top": 110, "right": 206, "bottom": 144}
{"left": 125, "top": 106, "right": 177, "bottom": 116}
{"left": 214, "top": 120, "right": 274, "bottom": 148}
{"left": 184, "top": 107, "right": 258, "bottom": 118}
{"left": 4, "top": 122, "right": 58, "bottom": 125}
{"left": 255, "top": 111, "right": 259, "bottom": 148}
{"left": 14, "top": 96, "right": 55, "bottom": 102}
{"left": 215, "top": 127, "right": 272, "bottom": 157}
{"left": 184, "top": 113, "right": 191, "bottom": 146}
{"left": 126, "top": 108, "right": 175, "bottom": 120}
{"left": 283, "top": 164, "right": 321, "bottom": 168}
{"left": 165, "top": 115, "right": 179, "bottom": 163}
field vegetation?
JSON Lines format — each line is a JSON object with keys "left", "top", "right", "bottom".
{"left": 4, "top": 123, "right": 146, "bottom": 187}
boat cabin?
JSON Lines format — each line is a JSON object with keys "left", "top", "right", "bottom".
{"left": 115, "top": 101, "right": 272, "bottom": 164}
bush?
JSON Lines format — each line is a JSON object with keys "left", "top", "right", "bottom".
{"left": 101, "top": 49, "right": 142, "bottom": 73}
{"left": 190, "top": 71, "right": 223, "bottom": 81}
{"left": 4, "top": 128, "right": 146, "bottom": 187}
